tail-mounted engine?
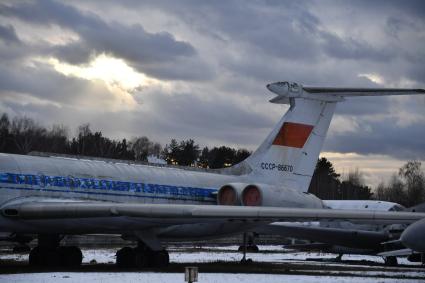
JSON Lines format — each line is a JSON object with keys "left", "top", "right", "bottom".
{"left": 216, "top": 183, "right": 246, "bottom": 205}
{"left": 217, "top": 183, "right": 323, "bottom": 208}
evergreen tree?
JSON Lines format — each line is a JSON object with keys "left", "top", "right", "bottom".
{"left": 0, "top": 113, "right": 11, "bottom": 152}
{"left": 308, "top": 158, "right": 340, "bottom": 199}
{"left": 178, "top": 139, "right": 199, "bottom": 166}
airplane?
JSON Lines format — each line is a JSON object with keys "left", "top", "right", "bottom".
{"left": 0, "top": 81, "right": 424, "bottom": 268}
{"left": 254, "top": 200, "right": 409, "bottom": 266}
{"left": 378, "top": 210, "right": 425, "bottom": 264}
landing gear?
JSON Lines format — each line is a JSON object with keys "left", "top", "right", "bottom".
{"left": 116, "top": 242, "right": 169, "bottom": 268}
{"left": 240, "top": 232, "right": 254, "bottom": 264}
{"left": 384, "top": 256, "right": 398, "bottom": 266}
{"left": 28, "top": 234, "right": 82, "bottom": 267}
{"left": 238, "top": 232, "right": 259, "bottom": 252}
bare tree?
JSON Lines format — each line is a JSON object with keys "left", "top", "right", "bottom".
{"left": 10, "top": 116, "right": 46, "bottom": 154}
{"left": 46, "top": 124, "right": 69, "bottom": 153}
{"left": 375, "top": 182, "right": 386, "bottom": 200}
{"left": 151, "top": 142, "right": 162, "bottom": 157}
{"left": 130, "top": 136, "right": 162, "bottom": 161}
{"left": 75, "top": 123, "right": 91, "bottom": 155}
{"left": 385, "top": 174, "right": 407, "bottom": 205}
{"left": 399, "top": 161, "right": 425, "bottom": 206}
{"left": 346, "top": 168, "right": 365, "bottom": 187}
{"left": 340, "top": 168, "right": 372, "bottom": 200}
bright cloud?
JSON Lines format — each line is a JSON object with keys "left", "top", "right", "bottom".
{"left": 49, "top": 54, "right": 158, "bottom": 92}
{"left": 358, "top": 73, "right": 385, "bottom": 85}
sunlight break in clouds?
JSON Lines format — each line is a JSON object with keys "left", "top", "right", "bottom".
{"left": 50, "top": 54, "right": 158, "bottom": 91}
{"left": 49, "top": 54, "right": 159, "bottom": 93}
{"left": 358, "top": 73, "right": 419, "bottom": 88}
{"left": 358, "top": 73, "right": 385, "bottom": 85}
{"left": 48, "top": 54, "right": 166, "bottom": 111}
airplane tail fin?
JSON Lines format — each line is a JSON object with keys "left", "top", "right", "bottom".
{"left": 240, "top": 82, "right": 425, "bottom": 192}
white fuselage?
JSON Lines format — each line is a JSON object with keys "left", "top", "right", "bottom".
{"left": 0, "top": 153, "right": 322, "bottom": 239}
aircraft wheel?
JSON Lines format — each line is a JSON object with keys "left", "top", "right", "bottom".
{"left": 45, "top": 249, "right": 62, "bottom": 267}
{"left": 30, "top": 247, "right": 62, "bottom": 267}
{"left": 133, "top": 248, "right": 148, "bottom": 268}
{"left": 59, "top": 246, "right": 83, "bottom": 267}
{"left": 151, "top": 250, "right": 169, "bottom": 268}
{"left": 384, "top": 256, "right": 398, "bottom": 266}
{"left": 116, "top": 247, "right": 136, "bottom": 267}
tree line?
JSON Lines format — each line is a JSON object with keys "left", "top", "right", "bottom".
{"left": 308, "top": 158, "right": 373, "bottom": 200}
{"left": 375, "top": 161, "right": 425, "bottom": 207}
{"left": 1, "top": 113, "right": 423, "bottom": 206}
{"left": 308, "top": 157, "right": 425, "bottom": 207}
{"left": 0, "top": 113, "right": 250, "bottom": 169}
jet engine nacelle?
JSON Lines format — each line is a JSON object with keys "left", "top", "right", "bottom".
{"left": 241, "top": 183, "right": 317, "bottom": 208}
{"left": 217, "top": 183, "right": 246, "bottom": 206}
{"left": 218, "top": 182, "right": 323, "bottom": 208}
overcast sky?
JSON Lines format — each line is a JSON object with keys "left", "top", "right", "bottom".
{"left": 0, "top": 0, "right": 424, "bottom": 186}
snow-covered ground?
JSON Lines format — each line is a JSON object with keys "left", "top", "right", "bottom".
{"left": 1, "top": 272, "right": 422, "bottom": 283}
{"left": 1, "top": 245, "right": 424, "bottom": 283}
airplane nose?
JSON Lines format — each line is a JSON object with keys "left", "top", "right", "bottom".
{"left": 401, "top": 218, "right": 425, "bottom": 252}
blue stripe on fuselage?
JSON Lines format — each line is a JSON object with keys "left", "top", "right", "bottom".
{"left": 0, "top": 172, "right": 218, "bottom": 202}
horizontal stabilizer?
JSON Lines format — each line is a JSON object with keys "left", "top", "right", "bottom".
{"left": 303, "top": 86, "right": 425, "bottom": 96}
{"left": 267, "top": 81, "right": 425, "bottom": 104}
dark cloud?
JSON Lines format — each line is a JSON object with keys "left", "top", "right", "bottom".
{"left": 0, "top": 0, "right": 210, "bottom": 81}
{"left": 131, "top": 86, "right": 275, "bottom": 147}
{"left": 320, "top": 32, "right": 394, "bottom": 62}
{"left": 0, "top": 24, "right": 20, "bottom": 44}
{"left": 406, "top": 63, "right": 425, "bottom": 84}
{"left": 49, "top": 42, "right": 94, "bottom": 65}
{"left": 336, "top": 96, "right": 392, "bottom": 116}
{"left": 325, "top": 117, "right": 425, "bottom": 159}
{"left": 347, "top": 0, "right": 425, "bottom": 21}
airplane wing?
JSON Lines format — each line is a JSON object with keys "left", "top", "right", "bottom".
{"left": 253, "top": 223, "right": 389, "bottom": 249}
{"left": 2, "top": 200, "right": 425, "bottom": 225}
{"left": 378, "top": 248, "right": 413, "bottom": 257}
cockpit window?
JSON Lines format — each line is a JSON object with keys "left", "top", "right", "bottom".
{"left": 389, "top": 204, "right": 405, "bottom": 211}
